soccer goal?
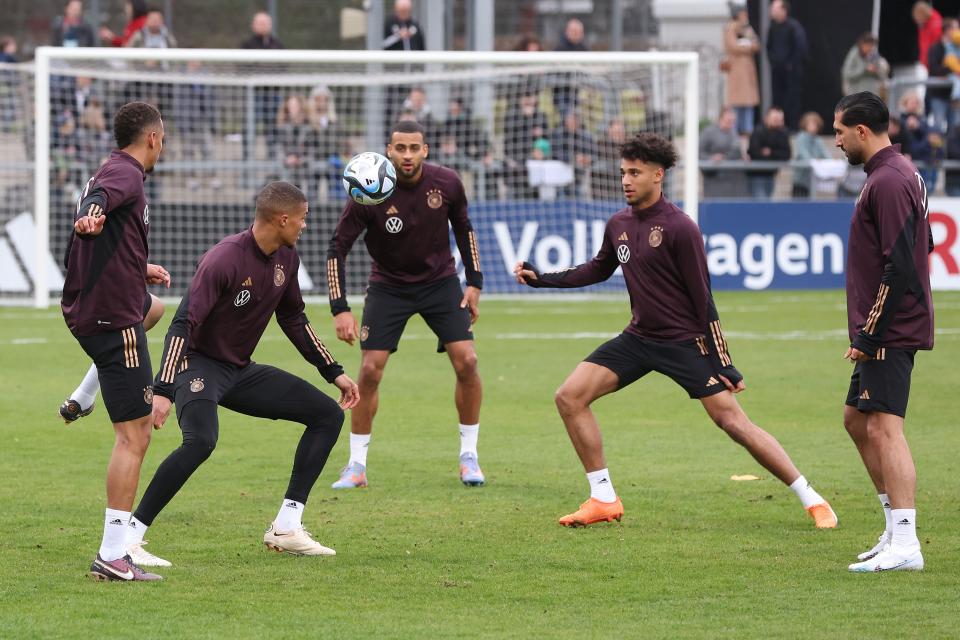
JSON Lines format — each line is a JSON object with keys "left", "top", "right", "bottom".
{"left": 15, "top": 47, "right": 699, "bottom": 308}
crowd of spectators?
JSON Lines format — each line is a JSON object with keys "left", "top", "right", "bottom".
{"left": 9, "top": 0, "right": 960, "bottom": 203}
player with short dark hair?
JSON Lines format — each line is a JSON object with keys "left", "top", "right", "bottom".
{"left": 61, "top": 100, "right": 169, "bottom": 581}
{"left": 834, "top": 92, "right": 934, "bottom": 572}
{"left": 124, "top": 182, "right": 358, "bottom": 564}
{"left": 513, "top": 132, "right": 837, "bottom": 528}
{"left": 326, "top": 119, "right": 486, "bottom": 488}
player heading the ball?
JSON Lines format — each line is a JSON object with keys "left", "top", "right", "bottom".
{"left": 326, "top": 119, "right": 486, "bottom": 489}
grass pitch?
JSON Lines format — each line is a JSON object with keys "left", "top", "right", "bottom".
{"left": 0, "top": 291, "right": 957, "bottom": 639}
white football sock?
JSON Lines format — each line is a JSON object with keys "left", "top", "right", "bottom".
{"left": 586, "top": 468, "right": 617, "bottom": 503}
{"left": 878, "top": 493, "right": 892, "bottom": 534}
{"left": 788, "top": 475, "right": 825, "bottom": 509}
{"left": 890, "top": 508, "right": 919, "bottom": 549}
{"left": 349, "top": 433, "right": 370, "bottom": 466}
{"left": 72, "top": 364, "right": 100, "bottom": 410}
{"left": 99, "top": 508, "right": 131, "bottom": 561}
{"left": 276, "top": 499, "right": 304, "bottom": 531}
{"left": 459, "top": 423, "right": 479, "bottom": 456}
{"left": 126, "top": 516, "right": 148, "bottom": 546}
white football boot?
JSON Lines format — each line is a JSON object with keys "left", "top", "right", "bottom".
{"left": 263, "top": 523, "right": 336, "bottom": 556}
{"left": 848, "top": 544, "right": 924, "bottom": 572}
{"left": 126, "top": 541, "right": 172, "bottom": 567}
{"left": 856, "top": 531, "right": 891, "bottom": 561}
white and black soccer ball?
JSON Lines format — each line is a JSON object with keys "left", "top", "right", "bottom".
{"left": 342, "top": 152, "right": 397, "bottom": 205}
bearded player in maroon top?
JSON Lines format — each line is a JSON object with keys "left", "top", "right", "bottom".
{"left": 514, "top": 133, "right": 837, "bottom": 529}
{"left": 326, "top": 120, "right": 485, "bottom": 488}
{"left": 61, "top": 102, "right": 170, "bottom": 581}
{"left": 834, "top": 93, "right": 934, "bottom": 573}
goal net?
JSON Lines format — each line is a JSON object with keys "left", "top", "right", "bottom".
{"left": 14, "top": 48, "right": 698, "bottom": 307}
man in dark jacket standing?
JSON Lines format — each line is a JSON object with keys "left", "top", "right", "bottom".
{"left": 747, "top": 107, "right": 791, "bottom": 198}
{"left": 240, "top": 11, "right": 284, "bottom": 157}
{"left": 767, "top": 0, "right": 808, "bottom": 131}
{"left": 383, "top": 0, "right": 425, "bottom": 51}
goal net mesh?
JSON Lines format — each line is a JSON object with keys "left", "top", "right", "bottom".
{"left": 8, "top": 51, "right": 696, "bottom": 303}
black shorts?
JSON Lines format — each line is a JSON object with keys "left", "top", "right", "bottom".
{"left": 173, "top": 353, "right": 340, "bottom": 422}
{"left": 845, "top": 347, "right": 916, "bottom": 418}
{"left": 141, "top": 290, "right": 152, "bottom": 317}
{"left": 584, "top": 332, "right": 728, "bottom": 399}
{"left": 359, "top": 276, "right": 473, "bottom": 353}
{"left": 75, "top": 324, "right": 153, "bottom": 423}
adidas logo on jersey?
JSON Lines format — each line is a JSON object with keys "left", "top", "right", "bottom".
{"left": 386, "top": 205, "right": 399, "bottom": 215}
{"left": 706, "top": 376, "right": 720, "bottom": 387}
{"left": 242, "top": 277, "right": 252, "bottom": 286}
{"left": 618, "top": 232, "right": 628, "bottom": 241}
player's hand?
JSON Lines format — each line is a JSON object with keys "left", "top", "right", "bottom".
{"left": 719, "top": 374, "right": 745, "bottom": 393}
{"left": 513, "top": 261, "right": 538, "bottom": 285}
{"left": 333, "top": 374, "right": 360, "bottom": 410}
{"left": 843, "top": 347, "right": 872, "bottom": 362}
{"left": 334, "top": 311, "right": 359, "bottom": 345}
{"left": 151, "top": 395, "right": 172, "bottom": 430}
{"left": 74, "top": 204, "right": 106, "bottom": 235}
{"left": 460, "top": 286, "right": 481, "bottom": 325}
{"left": 145, "top": 263, "right": 171, "bottom": 288}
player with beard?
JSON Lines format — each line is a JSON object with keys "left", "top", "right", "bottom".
{"left": 833, "top": 92, "right": 934, "bottom": 572}
{"left": 513, "top": 132, "right": 838, "bottom": 529}
{"left": 326, "top": 120, "right": 485, "bottom": 488}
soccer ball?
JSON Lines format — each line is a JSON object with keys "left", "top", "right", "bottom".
{"left": 342, "top": 152, "right": 397, "bottom": 205}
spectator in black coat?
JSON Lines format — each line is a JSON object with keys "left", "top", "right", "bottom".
{"left": 766, "top": 0, "right": 808, "bottom": 130}
{"left": 241, "top": 11, "right": 284, "bottom": 156}
{"left": 383, "top": 0, "right": 425, "bottom": 51}
{"left": 747, "top": 107, "right": 791, "bottom": 199}
{"left": 51, "top": 1, "right": 96, "bottom": 47}
{"left": 552, "top": 18, "right": 588, "bottom": 116}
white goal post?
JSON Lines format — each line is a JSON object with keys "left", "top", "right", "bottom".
{"left": 26, "top": 47, "right": 699, "bottom": 308}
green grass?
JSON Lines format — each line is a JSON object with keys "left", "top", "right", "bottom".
{"left": 0, "top": 291, "right": 957, "bottom": 639}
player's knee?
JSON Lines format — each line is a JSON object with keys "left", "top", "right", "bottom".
{"left": 711, "top": 408, "right": 744, "bottom": 438}
{"left": 359, "top": 361, "right": 385, "bottom": 387}
{"left": 554, "top": 385, "right": 584, "bottom": 415}
{"left": 116, "top": 428, "right": 151, "bottom": 457}
{"left": 453, "top": 351, "right": 479, "bottom": 380}
{"left": 183, "top": 429, "right": 218, "bottom": 459}
{"left": 305, "top": 403, "right": 344, "bottom": 433}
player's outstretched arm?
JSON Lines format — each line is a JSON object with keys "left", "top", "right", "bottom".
{"left": 333, "top": 374, "right": 360, "bottom": 409}
{"left": 512, "top": 259, "right": 614, "bottom": 289}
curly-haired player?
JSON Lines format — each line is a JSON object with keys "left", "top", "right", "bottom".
{"left": 514, "top": 132, "right": 837, "bottom": 529}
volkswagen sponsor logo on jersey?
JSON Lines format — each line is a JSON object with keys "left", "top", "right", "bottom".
{"left": 234, "top": 289, "right": 251, "bottom": 307}
{"left": 385, "top": 216, "right": 404, "bottom": 233}
{"left": 616, "top": 244, "right": 631, "bottom": 264}
{"left": 143, "top": 204, "right": 150, "bottom": 224}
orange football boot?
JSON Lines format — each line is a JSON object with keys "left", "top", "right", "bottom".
{"left": 806, "top": 502, "right": 838, "bottom": 529}
{"left": 558, "top": 497, "right": 624, "bottom": 527}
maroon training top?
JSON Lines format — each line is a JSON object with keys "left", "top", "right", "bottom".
{"left": 326, "top": 162, "right": 482, "bottom": 314}
{"left": 61, "top": 150, "right": 149, "bottom": 336}
{"left": 153, "top": 229, "right": 343, "bottom": 399}
{"left": 846, "top": 144, "right": 935, "bottom": 355}
{"left": 523, "top": 195, "right": 740, "bottom": 379}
